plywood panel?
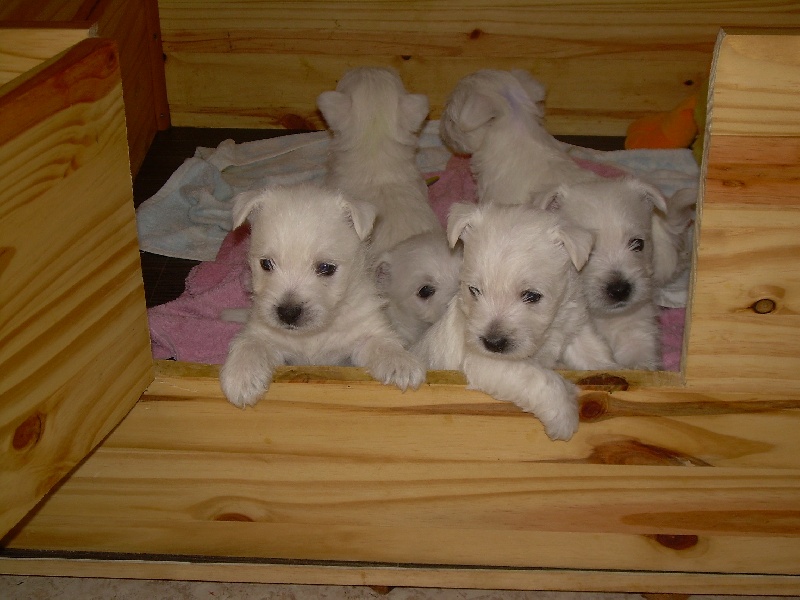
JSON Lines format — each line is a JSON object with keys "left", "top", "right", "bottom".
{"left": 0, "top": 39, "right": 153, "bottom": 537}
{"left": 3, "top": 362, "right": 800, "bottom": 580}
{"left": 157, "top": 0, "right": 800, "bottom": 133}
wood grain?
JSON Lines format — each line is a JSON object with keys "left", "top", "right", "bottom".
{"left": 3, "top": 361, "right": 800, "bottom": 581}
{"left": 710, "top": 32, "right": 800, "bottom": 136}
{"left": 685, "top": 32, "right": 800, "bottom": 393}
{"left": 156, "top": 0, "right": 800, "bottom": 133}
{"left": 0, "top": 0, "right": 170, "bottom": 176}
{"left": 0, "top": 27, "right": 91, "bottom": 87}
{"left": 0, "top": 39, "right": 153, "bottom": 538}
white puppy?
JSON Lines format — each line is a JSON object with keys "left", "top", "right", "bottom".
{"left": 317, "top": 66, "right": 442, "bottom": 257}
{"left": 440, "top": 69, "right": 597, "bottom": 205}
{"left": 537, "top": 177, "right": 682, "bottom": 369}
{"left": 375, "top": 231, "right": 462, "bottom": 346}
{"left": 413, "top": 203, "right": 617, "bottom": 441}
{"left": 220, "top": 183, "right": 426, "bottom": 408}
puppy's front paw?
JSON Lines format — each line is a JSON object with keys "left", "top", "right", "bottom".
{"left": 219, "top": 352, "right": 272, "bottom": 408}
{"left": 366, "top": 344, "right": 426, "bottom": 391}
{"left": 538, "top": 375, "right": 580, "bottom": 441}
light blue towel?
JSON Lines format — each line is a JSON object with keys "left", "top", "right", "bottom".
{"left": 136, "top": 122, "right": 699, "bottom": 262}
{"left": 136, "top": 124, "right": 450, "bottom": 261}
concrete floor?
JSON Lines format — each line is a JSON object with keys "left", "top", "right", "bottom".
{"left": 0, "top": 578, "right": 797, "bottom": 600}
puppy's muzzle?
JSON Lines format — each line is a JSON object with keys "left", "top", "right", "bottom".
{"left": 276, "top": 302, "right": 303, "bottom": 327}
{"left": 605, "top": 276, "right": 633, "bottom": 305}
{"left": 481, "top": 333, "right": 511, "bottom": 354}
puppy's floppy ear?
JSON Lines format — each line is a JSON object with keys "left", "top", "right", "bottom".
{"left": 399, "top": 93, "right": 430, "bottom": 132}
{"left": 651, "top": 187, "right": 697, "bottom": 285}
{"left": 453, "top": 92, "right": 498, "bottom": 133}
{"left": 231, "top": 189, "right": 266, "bottom": 229}
{"left": 535, "top": 185, "right": 566, "bottom": 211}
{"left": 446, "top": 202, "right": 481, "bottom": 248}
{"left": 336, "top": 195, "right": 377, "bottom": 241}
{"left": 509, "top": 69, "right": 547, "bottom": 118}
{"left": 556, "top": 221, "right": 595, "bottom": 272}
{"left": 627, "top": 177, "right": 668, "bottom": 214}
{"left": 317, "top": 90, "right": 352, "bottom": 129}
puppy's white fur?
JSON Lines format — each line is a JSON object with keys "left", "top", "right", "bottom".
{"left": 220, "top": 183, "right": 425, "bottom": 408}
{"left": 413, "top": 203, "right": 617, "bottom": 441}
{"left": 537, "top": 177, "right": 680, "bottom": 369}
{"left": 375, "top": 231, "right": 462, "bottom": 347}
{"left": 317, "top": 66, "right": 442, "bottom": 257}
{"left": 440, "top": 69, "right": 596, "bottom": 205}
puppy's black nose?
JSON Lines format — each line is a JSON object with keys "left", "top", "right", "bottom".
{"left": 276, "top": 303, "right": 303, "bottom": 326}
{"left": 605, "top": 278, "right": 632, "bottom": 303}
{"left": 481, "top": 335, "right": 509, "bottom": 354}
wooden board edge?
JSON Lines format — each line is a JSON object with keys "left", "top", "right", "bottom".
{"left": 0, "top": 38, "right": 119, "bottom": 142}
{"left": 2, "top": 556, "right": 799, "bottom": 594}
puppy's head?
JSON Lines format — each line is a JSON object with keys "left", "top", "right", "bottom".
{"left": 376, "top": 231, "right": 463, "bottom": 342}
{"left": 232, "top": 184, "right": 376, "bottom": 333}
{"left": 537, "top": 178, "right": 668, "bottom": 315}
{"left": 448, "top": 202, "right": 592, "bottom": 359}
{"left": 317, "top": 66, "right": 429, "bottom": 146}
{"left": 440, "top": 69, "right": 547, "bottom": 154}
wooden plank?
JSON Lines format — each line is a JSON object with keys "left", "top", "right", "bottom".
{"left": 710, "top": 31, "right": 800, "bottom": 136}
{"left": 0, "top": 27, "right": 92, "bottom": 87}
{"left": 157, "top": 0, "right": 800, "bottom": 133}
{"left": 0, "top": 0, "right": 171, "bottom": 176}
{"left": 685, "top": 32, "right": 800, "bottom": 393}
{"left": 3, "top": 362, "right": 800, "bottom": 578}
{"left": 0, "top": 39, "right": 153, "bottom": 537}
{"left": 163, "top": 51, "right": 707, "bottom": 134}
{"left": 91, "top": 0, "right": 170, "bottom": 175}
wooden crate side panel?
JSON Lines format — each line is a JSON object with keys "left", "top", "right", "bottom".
{"left": 93, "top": 0, "right": 170, "bottom": 176}
{"left": 0, "top": 39, "right": 153, "bottom": 537}
{"left": 0, "top": 0, "right": 171, "bottom": 177}
{"left": 0, "top": 0, "right": 100, "bottom": 21}
{"left": 685, "top": 32, "right": 800, "bottom": 392}
{"left": 164, "top": 51, "right": 708, "bottom": 133}
{"left": 157, "top": 0, "right": 800, "bottom": 133}
{"left": 0, "top": 27, "right": 92, "bottom": 87}
{"left": 4, "top": 365, "right": 800, "bottom": 576}
{"left": 710, "top": 33, "right": 800, "bottom": 136}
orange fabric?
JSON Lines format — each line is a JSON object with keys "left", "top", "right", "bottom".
{"left": 625, "top": 95, "right": 698, "bottom": 149}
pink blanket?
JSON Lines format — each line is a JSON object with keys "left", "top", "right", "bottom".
{"left": 149, "top": 155, "right": 684, "bottom": 370}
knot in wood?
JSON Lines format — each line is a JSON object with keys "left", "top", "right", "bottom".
{"left": 213, "top": 512, "right": 254, "bottom": 522}
{"left": 752, "top": 298, "right": 776, "bottom": 314}
{"left": 579, "top": 393, "right": 608, "bottom": 421}
{"left": 650, "top": 533, "right": 699, "bottom": 551}
{"left": 576, "top": 373, "right": 629, "bottom": 391}
{"left": 13, "top": 413, "right": 44, "bottom": 451}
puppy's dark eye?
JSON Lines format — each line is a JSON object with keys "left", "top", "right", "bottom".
{"left": 260, "top": 258, "right": 274, "bottom": 271}
{"left": 628, "top": 238, "right": 645, "bottom": 252}
{"left": 418, "top": 285, "right": 436, "bottom": 299}
{"left": 315, "top": 262, "right": 337, "bottom": 276}
{"left": 522, "top": 290, "right": 542, "bottom": 304}
{"left": 468, "top": 285, "right": 481, "bottom": 298}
